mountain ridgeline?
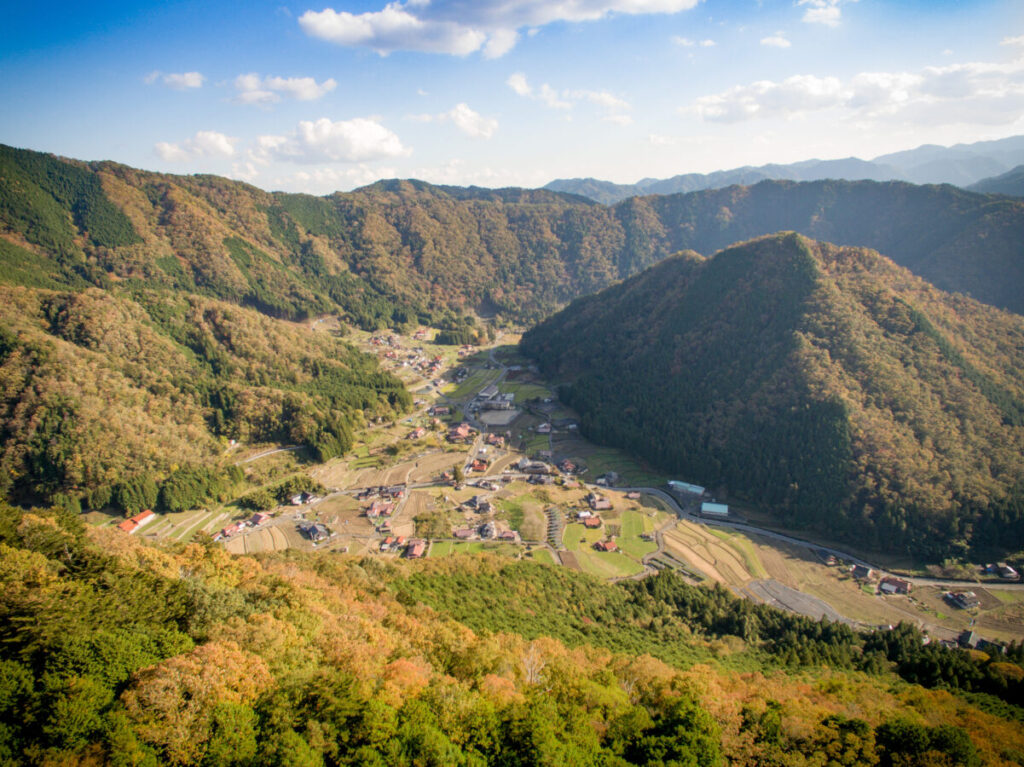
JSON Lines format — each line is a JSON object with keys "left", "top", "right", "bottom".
{"left": 521, "top": 234, "right": 1024, "bottom": 558}
{"left": 2, "top": 143, "right": 1023, "bottom": 323}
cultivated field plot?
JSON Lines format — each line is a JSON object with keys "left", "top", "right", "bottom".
{"left": 663, "top": 520, "right": 758, "bottom": 588}
{"left": 224, "top": 525, "right": 291, "bottom": 555}
{"left": 498, "top": 381, "right": 554, "bottom": 402}
{"left": 429, "top": 541, "right": 521, "bottom": 558}
{"left": 909, "top": 585, "right": 1024, "bottom": 643}
{"left": 407, "top": 450, "right": 467, "bottom": 483}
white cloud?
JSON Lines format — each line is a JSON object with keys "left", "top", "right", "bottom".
{"left": 1001, "top": 35, "right": 1024, "bottom": 48}
{"left": 603, "top": 114, "right": 634, "bottom": 125}
{"left": 539, "top": 83, "right": 572, "bottom": 109}
{"left": 797, "top": 0, "right": 852, "bottom": 27}
{"left": 687, "top": 51, "right": 1024, "bottom": 128}
{"left": 299, "top": 0, "right": 701, "bottom": 58}
{"left": 568, "top": 89, "right": 631, "bottom": 111}
{"left": 507, "top": 73, "right": 629, "bottom": 114}
{"left": 409, "top": 103, "right": 499, "bottom": 138}
{"left": 761, "top": 34, "right": 791, "bottom": 48}
{"left": 155, "top": 130, "right": 237, "bottom": 162}
{"left": 234, "top": 73, "right": 337, "bottom": 105}
{"left": 671, "top": 35, "right": 714, "bottom": 47}
{"left": 253, "top": 117, "right": 410, "bottom": 164}
{"left": 506, "top": 72, "right": 532, "bottom": 97}
{"left": 146, "top": 71, "right": 205, "bottom": 89}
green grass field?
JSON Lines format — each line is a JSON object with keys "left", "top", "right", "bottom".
{"left": 443, "top": 369, "right": 501, "bottom": 401}
{"left": 429, "top": 540, "right": 453, "bottom": 557}
{"left": 498, "top": 382, "right": 552, "bottom": 401}
{"left": 562, "top": 522, "right": 643, "bottom": 579}
{"left": 615, "top": 509, "right": 659, "bottom": 560}
{"left": 527, "top": 548, "right": 558, "bottom": 566}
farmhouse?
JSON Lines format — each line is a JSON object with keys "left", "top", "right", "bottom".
{"left": 583, "top": 516, "right": 602, "bottom": 529}
{"left": 249, "top": 512, "right": 272, "bottom": 526}
{"left": 448, "top": 423, "right": 474, "bottom": 443}
{"left": 117, "top": 509, "right": 156, "bottom": 535}
{"left": 850, "top": 565, "right": 873, "bottom": 580}
{"left": 453, "top": 528, "right": 475, "bottom": 540}
{"left": 587, "top": 493, "right": 613, "bottom": 511}
{"left": 997, "top": 562, "right": 1020, "bottom": 580}
{"left": 879, "top": 577, "right": 912, "bottom": 595}
{"left": 947, "top": 591, "right": 981, "bottom": 610}
{"left": 300, "top": 523, "right": 330, "bottom": 543}
{"left": 405, "top": 539, "right": 427, "bottom": 558}
{"left": 594, "top": 539, "right": 617, "bottom": 553}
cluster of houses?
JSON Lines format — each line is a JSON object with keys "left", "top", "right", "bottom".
{"left": 984, "top": 562, "right": 1020, "bottom": 580}
{"left": 357, "top": 485, "right": 406, "bottom": 502}
{"left": 365, "top": 500, "right": 395, "bottom": 520}
{"left": 850, "top": 566, "right": 913, "bottom": 596}
{"left": 214, "top": 511, "right": 275, "bottom": 542}
{"left": 378, "top": 536, "right": 427, "bottom": 557}
{"left": 473, "top": 384, "right": 516, "bottom": 412}
{"left": 586, "top": 492, "right": 613, "bottom": 512}
{"left": 463, "top": 495, "right": 493, "bottom": 514}
{"left": 117, "top": 509, "right": 156, "bottom": 535}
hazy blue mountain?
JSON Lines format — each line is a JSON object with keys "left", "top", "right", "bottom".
{"left": 547, "top": 135, "right": 1024, "bottom": 203}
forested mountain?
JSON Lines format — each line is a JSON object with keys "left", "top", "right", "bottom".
{"left": 608, "top": 180, "right": 1024, "bottom": 315}
{"left": 2, "top": 502, "right": 1020, "bottom": 765}
{"left": 547, "top": 134, "right": 1024, "bottom": 204}
{"left": 4, "top": 143, "right": 1024, "bottom": 512}
{"left": 970, "top": 165, "right": 1024, "bottom": 197}
{"left": 0, "top": 285, "right": 409, "bottom": 510}
{"left": 3, "top": 144, "right": 1023, "bottom": 326}
{"left": 521, "top": 233, "right": 1024, "bottom": 558}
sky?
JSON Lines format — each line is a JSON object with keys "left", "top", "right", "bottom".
{"left": 2, "top": 0, "right": 1023, "bottom": 194}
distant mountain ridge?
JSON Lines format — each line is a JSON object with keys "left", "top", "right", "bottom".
{"left": 546, "top": 135, "right": 1024, "bottom": 204}
{"left": 521, "top": 233, "right": 1024, "bottom": 558}
{"left": 969, "top": 164, "right": 1024, "bottom": 197}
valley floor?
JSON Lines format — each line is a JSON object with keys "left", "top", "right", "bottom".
{"left": 104, "top": 321, "right": 1024, "bottom": 646}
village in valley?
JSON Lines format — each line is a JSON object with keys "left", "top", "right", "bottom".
{"left": 104, "top": 320, "right": 1024, "bottom": 651}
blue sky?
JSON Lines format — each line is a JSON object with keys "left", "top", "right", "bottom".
{"left": 1, "top": 0, "right": 1022, "bottom": 193}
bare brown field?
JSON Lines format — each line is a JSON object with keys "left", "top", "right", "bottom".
{"left": 558, "top": 551, "right": 581, "bottom": 570}
{"left": 408, "top": 451, "right": 465, "bottom": 483}
{"left": 520, "top": 505, "right": 547, "bottom": 541}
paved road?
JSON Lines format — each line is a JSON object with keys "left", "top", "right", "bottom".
{"left": 616, "top": 485, "right": 1024, "bottom": 592}
{"left": 233, "top": 445, "right": 303, "bottom": 465}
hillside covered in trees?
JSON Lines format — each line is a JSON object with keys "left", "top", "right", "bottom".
{"left": 2, "top": 144, "right": 1023, "bottom": 328}
{"left": 2, "top": 502, "right": 1022, "bottom": 766}
{"left": 0, "top": 285, "right": 409, "bottom": 510}
{"left": 521, "top": 233, "right": 1024, "bottom": 558}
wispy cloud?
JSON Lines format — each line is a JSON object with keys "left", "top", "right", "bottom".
{"left": 234, "top": 73, "right": 337, "bottom": 105}
{"left": 299, "top": 0, "right": 701, "bottom": 58}
{"left": 671, "top": 36, "right": 714, "bottom": 47}
{"left": 687, "top": 51, "right": 1024, "bottom": 128}
{"left": 409, "top": 103, "right": 499, "bottom": 138}
{"left": 507, "top": 72, "right": 631, "bottom": 120}
{"left": 145, "top": 71, "right": 205, "bottom": 89}
{"left": 155, "top": 130, "right": 236, "bottom": 161}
